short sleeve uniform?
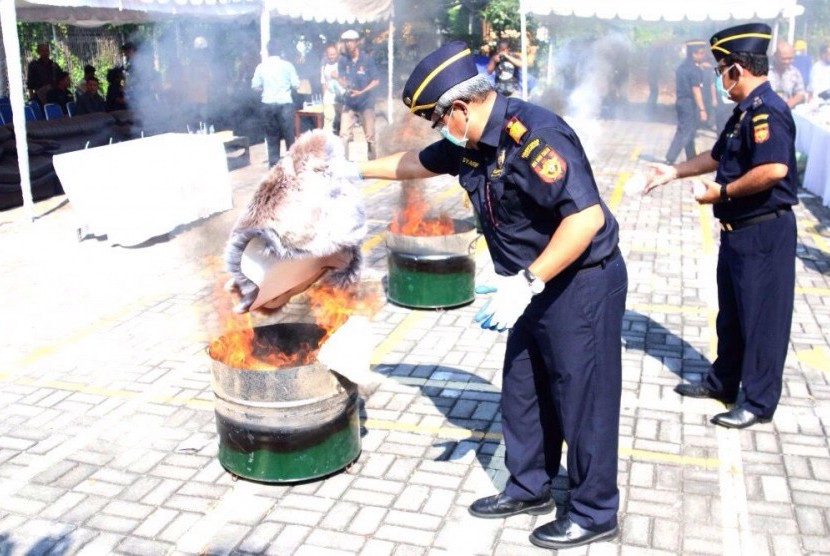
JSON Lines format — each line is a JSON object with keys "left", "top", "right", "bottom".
{"left": 338, "top": 53, "right": 378, "bottom": 111}
{"left": 711, "top": 81, "right": 799, "bottom": 221}
{"left": 419, "top": 95, "right": 619, "bottom": 276}
{"left": 676, "top": 58, "right": 703, "bottom": 102}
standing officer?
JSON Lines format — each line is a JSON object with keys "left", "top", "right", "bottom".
{"left": 645, "top": 23, "right": 798, "bottom": 429}
{"left": 340, "top": 41, "right": 627, "bottom": 551}
{"left": 665, "top": 40, "right": 709, "bottom": 163}
{"left": 338, "top": 30, "right": 379, "bottom": 160}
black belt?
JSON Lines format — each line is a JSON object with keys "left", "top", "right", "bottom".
{"left": 581, "top": 247, "right": 621, "bottom": 270}
{"left": 720, "top": 207, "right": 791, "bottom": 232}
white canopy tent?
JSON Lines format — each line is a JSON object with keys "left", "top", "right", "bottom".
{"left": 518, "top": 0, "right": 805, "bottom": 99}
{"left": 1, "top": 0, "right": 392, "bottom": 220}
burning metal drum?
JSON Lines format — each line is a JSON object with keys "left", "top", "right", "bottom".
{"left": 209, "top": 323, "right": 360, "bottom": 483}
{"left": 386, "top": 219, "right": 478, "bottom": 309}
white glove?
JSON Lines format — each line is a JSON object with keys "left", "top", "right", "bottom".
{"left": 473, "top": 274, "right": 534, "bottom": 332}
{"left": 643, "top": 162, "right": 678, "bottom": 194}
{"left": 328, "top": 160, "right": 363, "bottom": 181}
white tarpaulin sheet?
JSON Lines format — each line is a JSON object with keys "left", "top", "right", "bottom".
{"left": 523, "top": 0, "right": 801, "bottom": 22}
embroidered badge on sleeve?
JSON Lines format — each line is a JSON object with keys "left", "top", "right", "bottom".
{"left": 505, "top": 116, "right": 528, "bottom": 143}
{"left": 752, "top": 114, "right": 770, "bottom": 143}
{"left": 530, "top": 144, "right": 567, "bottom": 183}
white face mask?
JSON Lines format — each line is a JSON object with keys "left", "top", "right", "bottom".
{"left": 439, "top": 108, "right": 469, "bottom": 147}
{"left": 718, "top": 64, "right": 739, "bottom": 95}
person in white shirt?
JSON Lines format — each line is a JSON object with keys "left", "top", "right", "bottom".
{"left": 320, "top": 43, "right": 344, "bottom": 134}
{"left": 252, "top": 38, "right": 300, "bottom": 166}
{"left": 808, "top": 42, "right": 830, "bottom": 101}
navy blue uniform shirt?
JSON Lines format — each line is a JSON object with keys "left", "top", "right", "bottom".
{"left": 338, "top": 53, "right": 378, "bottom": 111}
{"left": 711, "top": 81, "right": 799, "bottom": 220}
{"left": 419, "top": 95, "right": 619, "bottom": 275}
{"left": 676, "top": 58, "right": 703, "bottom": 102}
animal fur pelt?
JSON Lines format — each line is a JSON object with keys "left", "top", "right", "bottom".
{"left": 225, "top": 129, "right": 366, "bottom": 313}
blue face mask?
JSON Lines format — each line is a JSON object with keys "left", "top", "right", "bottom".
{"left": 439, "top": 108, "right": 469, "bottom": 147}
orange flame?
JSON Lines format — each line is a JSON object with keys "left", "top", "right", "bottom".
{"left": 390, "top": 182, "right": 454, "bottom": 236}
{"left": 208, "top": 279, "right": 381, "bottom": 370}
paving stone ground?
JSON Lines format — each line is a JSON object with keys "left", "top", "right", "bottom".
{"left": 0, "top": 106, "right": 828, "bottom": 556}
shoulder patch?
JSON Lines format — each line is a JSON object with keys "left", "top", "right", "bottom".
{"left": 520, "top": 137, "right": 542, "bottom": 159}
{"left": 530, "top": 144, "right": 567, "bottom": 184}
{"left": 753, "top": 122, "right": 769, "bottom": 143}
{"left": 505, "top": 116, "right": 528, "bottom": 143}
{"left": 751, "top": 113, "right": 769, "bottom": 123}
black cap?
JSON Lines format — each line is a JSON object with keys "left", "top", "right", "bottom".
{"left": 402, "top": 41, "right": 479, "bottom": 120}
{"left": 686, "top": 40, "right": 707, "bottom": 56}
{"left": 709, "top": 23, "right": 772, "bottom": 62}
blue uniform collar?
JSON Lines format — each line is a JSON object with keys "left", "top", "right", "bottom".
{"left": 737, "top": 80, "right": 772, "bottom": 112}
{"left": 478, "top": 94, "right": 509, "bottom": 149}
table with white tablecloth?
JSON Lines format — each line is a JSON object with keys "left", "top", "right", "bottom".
{"left": 792, "top": 106, "right": 830, "bottom": 208}
{"left": 53, "top": 133, "right": 233, "bottom": 246}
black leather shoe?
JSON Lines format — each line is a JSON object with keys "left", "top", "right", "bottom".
{"left": 530, "top": 515, "right": 618, "bottom": 549}
{"left": 711, "top": 406, "right": 771, "bottom": 429}
{"left": 468, "top": 492, "right": 554, "bottom": 519}
{"left": 674, "top": 382, "right": 736, "bottom": 404}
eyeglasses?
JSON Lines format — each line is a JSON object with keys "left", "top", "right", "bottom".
{"left": 431, "top": 108, "right": 451, "bottom": 129}
{"left": 713, "top": 65, "right": 729, "bottom": 76}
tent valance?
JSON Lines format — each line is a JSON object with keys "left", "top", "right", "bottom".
{"left": 522, "top": 0, "right": 801, "bottom": 22}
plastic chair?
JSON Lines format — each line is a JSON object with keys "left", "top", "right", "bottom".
{"left": 24, "top": 106, "right": 36, "bottom": 122}
{"left": 43, "top": 103, "right": 64, "bottom": 120}
{"left": 26, "top": 102, "right": 44, "bottom": 120}
{"left": 66, "top": 101, "right": 77, "bottom": 117}
{"left": 0, "top": 103, "right": 11, "bottom": 124}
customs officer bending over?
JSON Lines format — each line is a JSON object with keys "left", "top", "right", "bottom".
{"left": 645, "top": 23, "right": 798, "bottom": 430}
{"left": 337, "top": 41, "right": 628, "bottom": 551}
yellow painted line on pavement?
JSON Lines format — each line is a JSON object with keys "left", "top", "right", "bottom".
{"left": 628, "top": 145, "right": 642, "bottom": 162}
{"left": 16, "top": 294, "right": 163, "bottom": 367}
{"left": 370, "top": 310, "right": 428, "bottom": 365}
{"left": 361, "top": 178, "right": 393, "bottom": 196}
{"left": 609, "top": 170, "right": 627, "bottom": 211}
{"left": 801, "top": 223, "right": 829, "bottom": 252}
{"left": 364, "top": 418, "right": 718, "bottom": 468}
{"left": 796, "top": 286, "right": 830, "bottom": 295}
{"left": 796, "top": 346, "right": 830, "bottom": 372}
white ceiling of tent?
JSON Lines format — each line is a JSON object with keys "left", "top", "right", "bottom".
{"left": 523, "top": 0, "right": 802, "bottom": 22}
{"left": 14, "top": 0, "right": 391, "bottom": 25}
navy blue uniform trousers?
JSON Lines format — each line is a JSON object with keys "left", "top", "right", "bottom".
{"left": 704, "top": 210, "right": 796, "bottom": 418}
{"left": 666, "top": 98, "right": 699, "bottom": 164}
{"left": 501, "top": 250, "right": 627, "bottom": 531}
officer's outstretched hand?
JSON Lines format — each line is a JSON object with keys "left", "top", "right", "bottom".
{"left": 473, "top": 274, "right": 534, "bottom": 332}
{"left": 643, "top": 163, "right": 678, "bottom": 194}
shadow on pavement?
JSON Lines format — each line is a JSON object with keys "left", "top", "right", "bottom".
{"left": 623, "top": 310, "right": 710, "bottom": 381}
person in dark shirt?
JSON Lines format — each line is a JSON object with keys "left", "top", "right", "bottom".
{"left": 106, "top": 67, "right": 128, "bottom": 112}
{"left": 75, "top": 77, "right": 107, "bottom": 115}
{"left": 26, "top": 43, "right": 62, "bottom": 104}
{"left": 338, "top": 41, "right": 627, "bottom": 551}
{"left": 45, "top": 71, "right": 73, "bottom": 114}
{"left": 645, "top": 23, "right": 798, "bottom": 430}
{"left": 665, "top": 40, "right": 709, "bottom": 163}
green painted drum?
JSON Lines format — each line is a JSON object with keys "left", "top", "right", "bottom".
{"left": 387, "top": 252, "right": 475, "bottom": 309}
{"left": 209, "top": 323, "right": 361, "bottom": 483}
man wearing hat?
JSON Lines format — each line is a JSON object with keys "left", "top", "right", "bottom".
{"left": 666, "top": 40, "right": 710, "bottom": 163}
{"left": 338, "top": 30, "right": 379, "bottom": 159}
{"left": 340, "top": 41, "right": 627, "bottom": 550}
{"left": 645, "top": 23, "right": 798, "bottom": 430}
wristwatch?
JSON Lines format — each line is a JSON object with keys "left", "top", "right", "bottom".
{"left": 522, "top": 268, "right": 545, "bottom": 295}
{"left": 720, "top": 182, "right": 731, "bottom": 203}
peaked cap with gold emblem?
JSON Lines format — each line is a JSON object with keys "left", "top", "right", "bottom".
{"left": 402, "top": 41, "right": 479, "bottom": 120}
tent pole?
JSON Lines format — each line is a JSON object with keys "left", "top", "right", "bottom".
{"left": 0, "top": 0, "right": 35, "bottom": 222}
{"left": 387, "top": 8, "right": 394, "bottom": 123}
{"left": 520, "top": 0, "right": 528, "bottom": 100}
